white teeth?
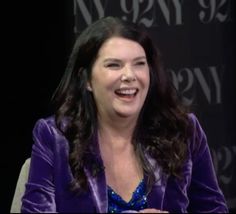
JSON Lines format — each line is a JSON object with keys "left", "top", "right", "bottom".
{"left": 116, "top": 89, "right": 137, "bottom": 95}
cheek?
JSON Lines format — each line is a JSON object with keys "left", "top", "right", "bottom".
{"left": 92, "top": 70, "right": 120, "bottom": 91}
{"left": 139, "top": 70, "right": 150, "bottom": 88}
{"left": 90, "top": 74, "right": 114, "bottom": 97}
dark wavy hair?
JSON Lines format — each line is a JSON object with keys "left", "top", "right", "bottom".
{"left": 52, "top": 16, "right": 190, "bottom": 192}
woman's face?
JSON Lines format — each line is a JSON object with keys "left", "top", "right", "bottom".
{"left": 88, "top": 37, "right": 150, "bottom": 120}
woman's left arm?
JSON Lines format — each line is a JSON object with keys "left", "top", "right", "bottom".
{"left": 187, "top": 114, "right": 229, "bottom": 213}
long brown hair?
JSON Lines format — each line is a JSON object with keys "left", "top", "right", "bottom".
{"left": 52, "top": 16, "right": 190, "bottom": 192}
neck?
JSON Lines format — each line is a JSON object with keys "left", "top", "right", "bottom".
{"left": 97, "top": 114, "right": 138, "bottom": 152}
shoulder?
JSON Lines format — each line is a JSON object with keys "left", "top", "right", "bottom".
{"left": 31, "top": 115, "right": 71, "bottom": 165}
{"left": 186, "top": 113, "right": 209, "bottom": 163}
{"left": 32, "top": 115, "right": 68, "bottom": 151}
{"left": 187, "top": 113, "right": 205, "bottom": 133}
{"left": 32, "top": 115, "right": 57, "bottom": 140}
{"left": 187, "top": 113, "right": 206, "bottom": 141}
{"left": 33, "top": 115, "right": 69, "bottom": 135}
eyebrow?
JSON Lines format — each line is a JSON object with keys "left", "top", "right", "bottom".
{"left": 103, "top": 56, "right": 147, "bottom": 63}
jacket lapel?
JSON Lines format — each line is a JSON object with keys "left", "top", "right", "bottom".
{"left": 85, "top": 154, "right": 169, "bottom": 212}
{"left": 84, "top": 133, "right": 108, "bottom": 213}
{"left": 84, "top": 165, "right": 107, "bottom": 213}
{"left": 145, "top": 153, "right": 169, "bottom": 209}
{"left": 84, "top": 133, "right": 168, "bottom": 212}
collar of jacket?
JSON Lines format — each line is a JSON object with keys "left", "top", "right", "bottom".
{"left": 84, "top": 132, "right": 169, "bottom": 213}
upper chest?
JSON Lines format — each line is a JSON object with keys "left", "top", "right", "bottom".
{"left": 102, "top": 153, "right": 144, "bottom": 202}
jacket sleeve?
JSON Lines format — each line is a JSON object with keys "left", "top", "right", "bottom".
{"left": 187, "top": 113, "right": 228, "bottom": 213}
{"left": 21, "top": 118, "right": 57, "bottom": 213}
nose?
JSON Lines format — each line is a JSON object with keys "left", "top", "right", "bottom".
{"left": 121, "top": 66, "right": 136, "bottom": 82}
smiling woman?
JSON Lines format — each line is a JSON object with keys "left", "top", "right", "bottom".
{"left": 20, "top": 16, "right": 228, "bottom": 213}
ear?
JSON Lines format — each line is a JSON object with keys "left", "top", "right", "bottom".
{"left": 86, "top": 81, "right": 92, "bottom": 92}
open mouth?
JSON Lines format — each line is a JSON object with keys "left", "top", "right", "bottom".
{"left": 114, "top": 88, "right": 138, "bottom": 98}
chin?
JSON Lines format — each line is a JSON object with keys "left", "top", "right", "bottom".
{"left": 115, "top": 109, "right": 140, "bottom": 118}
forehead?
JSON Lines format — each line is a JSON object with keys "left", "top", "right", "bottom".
{"left": 97, "top": 37, "right": 146, "bottom": 60}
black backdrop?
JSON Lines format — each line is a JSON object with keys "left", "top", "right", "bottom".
{"left": 2, "top": 0, "right": 235, "bottom": 212}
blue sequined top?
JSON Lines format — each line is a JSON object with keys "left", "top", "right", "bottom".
{"left": 107, "top": 179, "right": 147, "bottom": 213}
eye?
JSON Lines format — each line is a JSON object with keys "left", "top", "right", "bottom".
{"left": 105, "top": 63, "right": 121, "bottom": 69}
{"left": 134, "top": 61, "right": 146, "bottom": 66}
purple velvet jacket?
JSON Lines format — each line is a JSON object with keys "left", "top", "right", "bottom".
{"left": 21, "top": 113, "right": 228, "bottom": 213}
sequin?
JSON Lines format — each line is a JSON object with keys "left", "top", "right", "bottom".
{"left": 107, "top": 179, "right": 147, "bottom": 213}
